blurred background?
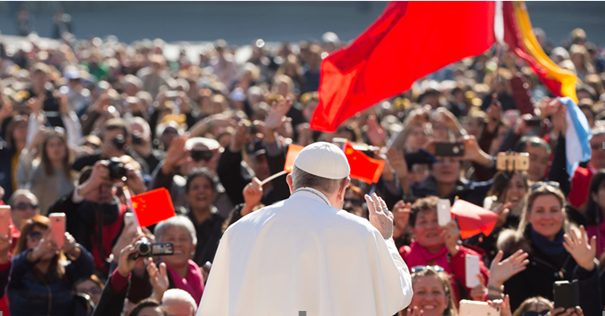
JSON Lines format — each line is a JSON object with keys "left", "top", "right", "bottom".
{"left": 0, "top": 1, "right": 604, "bottom": 46}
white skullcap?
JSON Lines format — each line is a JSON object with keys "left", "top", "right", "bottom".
{"left": 294, "top": 142, "right": 350, "bottom": 179}
{"left": 186, "top": 137, "right": 220, "bottom": 151}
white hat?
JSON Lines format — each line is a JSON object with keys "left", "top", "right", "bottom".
{"left": 294, "top": 142, "right": 350, "bottom": 179}
{"left": 186, "top": 137, "right": 220, "bottom": 151}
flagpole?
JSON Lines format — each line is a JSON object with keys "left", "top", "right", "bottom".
{"left": 121, "top": 184, "right": 143, "bottom": 235}
{"left": 260, "top": 170, "right": 288, "bottom": 186}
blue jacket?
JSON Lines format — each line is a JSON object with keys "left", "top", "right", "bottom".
{"left": 8, "top": 246, "right": 94, "bottom": 316}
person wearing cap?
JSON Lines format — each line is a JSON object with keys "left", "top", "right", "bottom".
{"left": 198, "top": 142, "right": 413, "bottom": 316}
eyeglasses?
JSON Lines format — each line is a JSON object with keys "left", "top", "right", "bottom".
{"left": 14, "top": 202, "right": 38, "bottom": 210}
{"left": 529, "top": 181, "right": 560, "bottom": 191}
{"left": 411, "top": 265, "right": 445, "bottom": 274}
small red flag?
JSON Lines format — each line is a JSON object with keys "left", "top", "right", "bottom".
{"left": 451, "top": 199, "right": 498, "bottom": 239}
{"left": 344, "top": 142, "right": 385, "bottom": 184}
{"left": 131, "top": 188, "right": 176, "bottom": 227}
{"left": 311, "top": 2, "right": 496, "bottom": 132}
{"left": 284, "top": 144, "right": 304, "bottom": 172}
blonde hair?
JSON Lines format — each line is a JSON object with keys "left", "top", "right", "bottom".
{"left": 516, "top": 183, "right": 571, "bottom": 236}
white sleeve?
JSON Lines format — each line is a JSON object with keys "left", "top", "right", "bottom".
{"left": 370, "top": 232, "right": 413, "bottom": 314}
{"left": 62, "top": 111, "right": 82, "bottom": 149}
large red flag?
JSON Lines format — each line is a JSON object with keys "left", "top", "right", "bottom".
{"left": 311, "top": 2, "right": 496, "bottom": 132}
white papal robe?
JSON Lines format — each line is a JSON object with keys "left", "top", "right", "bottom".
{"left": 197, "top": 189, "right": 413, "bottom": 316}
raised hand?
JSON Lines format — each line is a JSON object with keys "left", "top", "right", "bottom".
{"left": 366, "top": 114, "right": 386, "bottom": 146}
{"left": 364, "top": 193, "right": 394, "bottom": 240}
{"left": 148, "top": 261, "right": 169, "bottom": 301}
{"left": 550, "top": 306, "right": 584, "bottom": 316}
{"left": 488, "top": 295, "right": 512, "bottom": 316}
{"left": 242, "top": 177, "right": 263, "bottom": 216}
{"left": 264, "top": 96, "right": 292, "bottom": 131}
{"left": 441, "top": 221, "right": 460, "bottom": 256}
{"left": 488, "top": 250, "right": 529, "bottom": 287}
{"left": 161, "top": 135, "right": 190, "bottom": 175}
{"left": 563, "top": 226, "right": 597, "bottom": 271}
{"left": 392, "top": 200, "right": 411, "bottom": 238}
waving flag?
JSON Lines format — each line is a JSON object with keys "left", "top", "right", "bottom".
{"left": 560, "top": 97, "right": 592, "bottom": 176}
{"left": 131, "top": 188, "right": 176, "bottom": 227}
{"left": 503, "top": 2, "right": 578, "bottom": 102}
{"left": 451, "top": 200, "right": 498, "bottom": 239}
{"left": 311, "top": 2, "right": 496, "bottom": 132}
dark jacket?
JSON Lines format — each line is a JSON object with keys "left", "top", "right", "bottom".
{"left": 8, "top": 246, "right": 94, "bottom": 316}
{"left": 499, "top": 227, "right": 601, "bottom": 315}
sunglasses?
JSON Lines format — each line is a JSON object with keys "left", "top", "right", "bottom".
{"left": 190, "top": 150, "right": 214, "bottom": 162}
{"left": 28, "top": 231, "right": 43, "bottom": 240}
{"left": 530, "top": 181, "right": 560, "bottom": 191}
{"left": 14, "top": 202, "right": 38, "bottom": 210}
{"left": 521, "top": 311, "right": 549, "bottom": 316}
{"left": 411, "top": 265, "right": 445, "bottom": 274}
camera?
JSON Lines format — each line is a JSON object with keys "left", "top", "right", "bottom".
{"left": 129, "top": 238, "right": 174, "bottom": 259}
{"left": 132, "top": 134, "right": 144, "bottom": 145}
{"left": 111, "top": 135, "right": 127, "bottom": 150}
{"left": 107, "top": 158, "right": 128, "bottom": 180}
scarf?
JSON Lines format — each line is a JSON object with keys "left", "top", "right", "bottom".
{"left": 528, "top": 225, "right": 565, "bottom": 256}
{"left": 166, "top": 259, "right": 205, "bottom": 304}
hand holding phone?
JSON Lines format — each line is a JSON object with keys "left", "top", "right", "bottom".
{"left": 437, "top": 199, "right": 451, "bottom": 226}
{"left": 465, "top": 254, "right": 481, "bottom": 288}
{"left": 459, "top": 300, "right": 500, "bottom": 316}
{"left": 49, "top": 213, "right": 66, "bottom": 249}
{"left": 553, "top": 280, "right": 579, "bottom": 309}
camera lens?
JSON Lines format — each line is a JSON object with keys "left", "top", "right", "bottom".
{"left": 136, "top": 240, "right": 151, "bottom": 257}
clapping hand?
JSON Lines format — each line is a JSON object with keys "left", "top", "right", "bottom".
{"left": 364, "top": 193, "right": 394, "bottom": 240}
{"left": 563, "top": 226, "right": 597, "bottom": 271}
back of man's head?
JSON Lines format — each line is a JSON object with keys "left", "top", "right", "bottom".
{"left": 291, "top": 142, "right": 350, "bottom": 194}
{"left": 161, "top": 289, "right": 196, "bottom": 316}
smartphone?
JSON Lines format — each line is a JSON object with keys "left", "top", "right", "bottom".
{"left": 524, "top": 116, "right": 542, "bottom": 128}
{"left": 437, "top": 199, "right": 451, "bottom": 226}
{"left": 0, "top": 206, "right": 12, "bottom": 236}
{"left": 124, "top": 212, "right": 135, "bottom": 227}
{"left": 49, "top": 213, "right": 66, "bottom": 249}
{"left": 553, "top": 280, "right": 579, "bottom": 309}
{"left": 459, "top": 300, "right": 500, "bottom": 316}
{"left": 434, "top": 142, "right": 465, "bottom": 157}
{"left": 465, "top": 254, "right": 481, "bottom": 288}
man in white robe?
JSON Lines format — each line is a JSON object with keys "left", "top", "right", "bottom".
{"left": 198, "top": 142, "right": 413, "bottom": 316}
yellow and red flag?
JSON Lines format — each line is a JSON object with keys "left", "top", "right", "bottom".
{"left": 503, "top": 2, "right": 578, "bottom": 103}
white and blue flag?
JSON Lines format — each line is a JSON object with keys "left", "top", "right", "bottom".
{"left": 561, "top": 97, "right": 592, "bottom": 177}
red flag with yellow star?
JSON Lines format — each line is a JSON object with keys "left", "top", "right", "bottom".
{"left": 131, "top": 188, "right": 176, "bottom": 227}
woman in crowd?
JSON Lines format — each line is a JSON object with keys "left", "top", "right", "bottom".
{"left": 497, "top": 183, "right": 600, "bottom": 313}
{"left": 9, "top": 189, "right": 40, "bottom": 233}
{"left": 8, "top": 214, "right": 94, "bottom": 314}
{"left": 153, "top": 216, "right": 205, "bottom": 304}
{"left": 472, "top": 171, "right": 529, "bottom": 260}
{"left": 399, "top": 196, "right": 489, "bottom": 301}
{"left": 24, "top": 128, "right": 75, "bottom": 213}
{"left": 183, "top": 169, "right": 225, "bottom": 266}
{"left": 402, "top": 265, "right": 457, "bottom": 316}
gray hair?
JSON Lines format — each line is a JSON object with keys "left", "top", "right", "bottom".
{"left": 291, "top": 166, "right": 345, "bottom": 194}
{"left": 154, "top": 216, "right": 197, "bottom": 246}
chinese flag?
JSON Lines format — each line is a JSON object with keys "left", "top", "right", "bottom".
{"left": 284, "top": 144, "right": 304, "bottom": 172}
{"left": 311, "top": 1, "right": 495, "bottom": 132}
{"left": 344, "top": 142, "right": 385, "bottom": 184}
{"left": 451, "top": 199, "right": 498, "bottom": 239}
{"left": 131, "top": 188, "right": 176, "bottom": 227}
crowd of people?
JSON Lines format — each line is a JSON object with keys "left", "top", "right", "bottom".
{"left": 0, "top": 21, "right": 603, "bottom": 316}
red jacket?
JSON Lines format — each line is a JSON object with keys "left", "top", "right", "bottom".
{"left": 400, "top": 241, "right": 489, "bottom": 302}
